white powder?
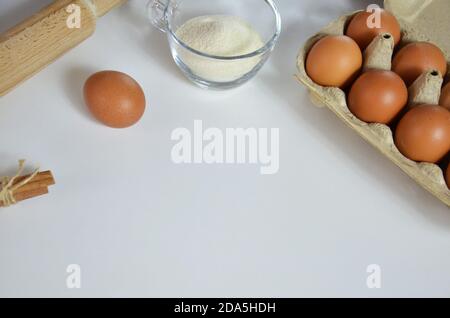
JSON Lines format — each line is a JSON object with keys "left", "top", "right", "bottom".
{"left": 175, "top": 15, "right": 264, "bottom": 83}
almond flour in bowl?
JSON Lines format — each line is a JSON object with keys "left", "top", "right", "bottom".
{"left": 175, "top": 15, "right": 264, "bottom": 83}
{"left": 148, "top": 0, "right": 281, "bottom": 89}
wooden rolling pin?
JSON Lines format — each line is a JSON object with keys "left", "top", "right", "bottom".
{"left": 0, "top": 0, "right": 127, "bottom": 96}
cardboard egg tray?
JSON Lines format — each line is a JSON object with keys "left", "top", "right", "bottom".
{"left": 296, "top": 0, "right": 450, "bottom": 207}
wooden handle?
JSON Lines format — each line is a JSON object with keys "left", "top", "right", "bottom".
{"left": 0, "top": 0, "right": 126, "bottom": 97}
{"left": 90, "top": 0, "right": 127, "bottom": 17}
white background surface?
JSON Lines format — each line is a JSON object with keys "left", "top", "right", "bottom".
{"left": 0, "top": 0, "right": 449, "bottom": 298}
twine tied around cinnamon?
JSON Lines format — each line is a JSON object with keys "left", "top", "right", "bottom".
{"left": 0, "top": 160, "right": 40, "bottom": 207}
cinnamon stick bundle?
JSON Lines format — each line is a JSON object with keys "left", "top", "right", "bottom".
{"left": 0, "top": 168, "right": 55, "bottom": 207}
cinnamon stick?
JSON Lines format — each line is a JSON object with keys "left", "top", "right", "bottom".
{"left": 12, "top": 171, "right": 55, "bottom": 195}
{"left": 12, "top": 171, "right": 54, "bottom": 186}
{"left": 0, "top": 170, "right": 55, "bottom": 207}
{"left": 8, "top": 187, "right": 49, "bottom": 205}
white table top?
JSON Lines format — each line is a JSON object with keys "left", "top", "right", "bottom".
{"left": 1, "top": 0, "right": 449, "bottom": 298}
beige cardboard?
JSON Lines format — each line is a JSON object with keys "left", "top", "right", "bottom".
{"left": 296, "top": 0, "right": 450, "bottom": 206}
{"left": 385, "top": 0, "right": 450, "bottom": 62}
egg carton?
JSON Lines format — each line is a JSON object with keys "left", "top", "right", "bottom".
{"left": 296, "top": 0, "right": 450, "bottom": 207}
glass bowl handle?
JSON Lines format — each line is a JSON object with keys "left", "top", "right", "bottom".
{"left": 147, "top": 0, "right": 178, "bottom": 32}
{"left": 147, "top": 0, "right": 175, "bottom": 33}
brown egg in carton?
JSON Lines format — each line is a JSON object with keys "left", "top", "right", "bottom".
{"left": 296, "top": 0, "right": 450, "bottom": 207}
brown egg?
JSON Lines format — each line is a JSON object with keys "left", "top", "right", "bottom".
{"left": 446, "top": 163, "right": 450, "bottom": 189}
{"left": 392, "top": 42, "right": 447, "bottom": 86}
{"left": 84, "top": 71, "right": 146, "bottom": 128}
{"left": 346, "top": 9, "right": 401, "bottom": 50}
{"left": 348, "top": 70, "right": 408, "bottom": 124}
{"left": 395, "top": 105, "right": 450, "bottom": 163}
{"left": 440, "top": 82, "right": 450, "bottom": 111}
{"left": 306, "top": 35, "right": 362, "bottom": 88}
